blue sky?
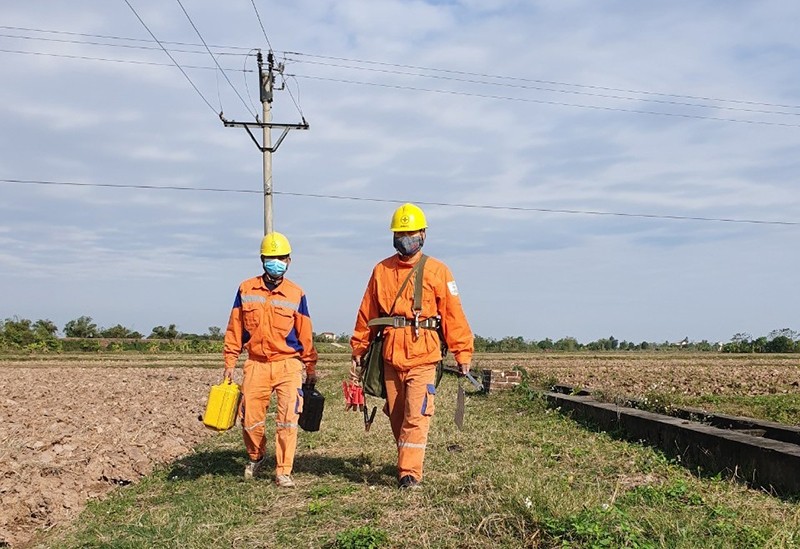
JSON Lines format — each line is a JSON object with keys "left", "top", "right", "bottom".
{"left": 1, "top": 0, "right": 798, "bottom": 344}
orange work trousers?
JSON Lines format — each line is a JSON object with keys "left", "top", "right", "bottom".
{"left": 384, "top": 362, "right": 437, "bottom": 481}
{"left": 240, "top": 357, "right": 304, "bottom": 475}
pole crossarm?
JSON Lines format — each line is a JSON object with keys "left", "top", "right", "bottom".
{"left": 219, "top": 114, "right": 309, "bottom": 153}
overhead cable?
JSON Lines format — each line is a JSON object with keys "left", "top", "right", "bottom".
{"left": 291, "top": 74, "right": 800, "bottom": 128}
{"left": 175, "top": 0, "right": 255, "bottom": 117}
{"left": 0, "top": 31, "right": 250, "bottom": 56}
{"left": 283, "top": 51, "right": 800, "bottom": 111}
{"left": 2, "top": 178, "right": 796, "bottom": 227}
{"left": 0, "top": 47, "right": 251, "bottom": 71}
{"left": 284, "top": 56, "right": 800, "bottom": 118}
{"left": 249, "top": 0, "right": 274, "bottom": 52}
{"left": 0, "top": 24, "right": 254, "bottom": 51}
{"left": 122, "top": 0, "right": 218, "bottom": 114}
{"left": 2, "top": 25, "right": 796, "bottom": 112}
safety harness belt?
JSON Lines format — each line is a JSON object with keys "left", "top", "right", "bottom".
{"left": 367, "top": 255, "right": 439, "bottom": 332}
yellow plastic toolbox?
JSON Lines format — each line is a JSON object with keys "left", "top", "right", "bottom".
{"left": 202, "top": 380, "right": 241, "bottom": 431}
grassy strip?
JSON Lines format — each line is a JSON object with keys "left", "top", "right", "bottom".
{"left": 32, "top": 361, "right": 800, "bottom": 548}
{"left": 667, "top": 393, "right": 800, "bottom": 425}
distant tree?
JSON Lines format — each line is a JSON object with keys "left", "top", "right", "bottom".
{"left": 0, "top": 317, "right": 36, "bottom": 348}
{"left": 537, "top": 338, "right": 554, "bottom": 350}
{"left": 63, "top": 316, "right": 99, "bottom": 338}
{"left": 149, "top": 324, "right": 180, "bottom": 340}
{"left": 100, "top": 324, "right": 141, "bottom": 338}
{"left": 730, "top": 332, "right": 752, "bottom": 353}
{"left": 498, "top": 336, "right": 526, "bottom": 352}
{"left": 752, "top": 336, "right": 768, "bottom": 353}
{"left": 207, "top": 326, "right": 223, "bottom": 340}
{"left": 639, "top": 341, "right": 650, "bottom": 350}
{"left": 768, "top": 328, "right": 798, "bottom": 342}
{"left": 33, "top": 319, "right": 58, "bottom": 338}
{"left": 554, "top": 337, "right": 579, "bottom": 352}
{"left": 766, "top": 335, "right": 794, "bottom": 353}
{"left": 693, "top": 340, "right": 714, "bottom": 352}
{"left": 473, "top": 335, "right": 492, "bottom": 352}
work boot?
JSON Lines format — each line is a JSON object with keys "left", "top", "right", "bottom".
{"left": 275, "top": 474, "right": 296, "bottom": 488}
{"left": 398, "top": 475, "right": 421, "bottom": 490}
{"left": 244, "top": 456, "right": 266, "bottom": 480}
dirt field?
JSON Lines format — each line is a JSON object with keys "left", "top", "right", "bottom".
{"left": 0, "top": 356, "right": 222, "bottom": 548}
{"left": 1, "top": 352, "right": 797, "bottom": 547}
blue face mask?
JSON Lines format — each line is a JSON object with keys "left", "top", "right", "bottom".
{"left": 263, "top": 258, "right": 288, "bottom": 278}
{"left": 393, "top": 234, "right": 424, "bottom": 257}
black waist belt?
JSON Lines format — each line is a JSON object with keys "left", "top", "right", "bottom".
{"left": 367, "top": 316, "right": 440, "bottom": 329}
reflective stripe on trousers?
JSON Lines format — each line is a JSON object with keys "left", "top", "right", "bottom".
{"left": 240, "top": 357, "right": 304, "bottom": 475}
{"left": 384, "top": 362, "right": 437, "bottom": 481}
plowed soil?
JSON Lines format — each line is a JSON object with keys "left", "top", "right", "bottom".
{"left": 0, "top": 356, "right": 221, "bottom": 548}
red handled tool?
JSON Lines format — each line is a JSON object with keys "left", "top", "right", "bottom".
{"left": 342, "top": 381, "right": 365, "bottom": 412}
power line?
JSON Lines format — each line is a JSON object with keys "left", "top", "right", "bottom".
{"left": 175, "top": 0, "right": 255, "bottom": 117}
{"left": 284, "top": 56, "right": 800, "bottom": 118}
{"left": 123, "top": 0, "right": 218, "bottom": 114}
{"left": 283, "top": 51, "right": 800, "bottom": 111}
{"left": 0, "top": 47, "right": 252, "bottom": 71}
{"left": 249, "top": 0, "right": 274, "bottom": 52}
{"left": 3, "top": 25, "right": 797, "bottom": 113}
{"left": 291, "top": 74, "right": 800, "bottom": 129}
{"left": 2, "top": 178, "right": 796, "bottom": 227}
{"left": 0, "top": 31, "right": 250, "bottom": 56}
{"left": 0, "top": 24, "right": 254, "bottom": 51}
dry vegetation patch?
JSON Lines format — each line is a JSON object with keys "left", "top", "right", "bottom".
{"left": 479, "top": 353, "right": 800, "bottom": 402}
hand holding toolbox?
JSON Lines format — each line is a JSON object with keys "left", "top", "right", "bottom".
{"left": 202, "top": 379, "right": 242, "bottom": 431}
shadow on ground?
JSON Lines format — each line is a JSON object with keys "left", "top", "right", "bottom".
{"left": 166, "top": 449, "right": 397, "bottom": 486}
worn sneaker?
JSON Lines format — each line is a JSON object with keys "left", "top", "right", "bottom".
{"left": 244, "top": 456, "right": 266, "bottom": 480}
{"left": 398, "top": 475, "right": 421, "bottom": 490}
{"left": 275, "top": 474, "right": 296, "bottom": 488}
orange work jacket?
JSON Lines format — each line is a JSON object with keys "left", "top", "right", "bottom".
{"left": 350, "top": 252, "right": 473, "bottom": 370}
{"left": 224, "top": 275, "right": 318, "bottom": 374}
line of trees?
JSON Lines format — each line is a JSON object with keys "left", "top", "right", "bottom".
{"left": 0, "top": 316, "right": 224, "bottom": 353}
{"left": 1, "top": 316, "right": 797, "bottom": 354}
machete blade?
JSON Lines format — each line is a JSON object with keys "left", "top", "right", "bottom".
{"left": 454, "top": 378, "right": 465, "bottom": 430}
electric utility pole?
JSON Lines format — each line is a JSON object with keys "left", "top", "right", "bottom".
{"left": 220, "top": 51, "right": 308, "bottom": 235}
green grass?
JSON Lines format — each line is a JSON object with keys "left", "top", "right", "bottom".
{"left": 30, "top": 361, "right": 800, "bottom": 548}
{"left": 678, "top": 393, "right": 800, "bottom": 425}
{"left": 628, "top": 391, "right": 800, "bottom": 425}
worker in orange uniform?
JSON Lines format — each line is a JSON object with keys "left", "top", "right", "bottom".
{"left": 349, "top": 203, "right": 474, "bottom": 489}
{"left": 223, "top": 232, "right": 318, "bottom": 488}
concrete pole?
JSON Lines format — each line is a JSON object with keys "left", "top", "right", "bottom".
{"left": 260, "top": 52, "right": 274, "bottom": 235}
{"left": 263, "top": 96, "right": 273, "bottom": 235}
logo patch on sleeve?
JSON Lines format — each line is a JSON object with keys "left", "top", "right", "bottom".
{"left": 447, "top": 280, "right": 459, "bottom": 296}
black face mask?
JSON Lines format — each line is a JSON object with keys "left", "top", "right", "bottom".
{"left": 393, "top": 234, "right": 424, "bottom": 256}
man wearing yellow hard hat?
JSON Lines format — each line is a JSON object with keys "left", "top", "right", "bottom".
{"left": 222, "top": 232, "right": 318, "bottom": 488}
{"left": 349, "top": 203, "right": 474, "bottom": 489}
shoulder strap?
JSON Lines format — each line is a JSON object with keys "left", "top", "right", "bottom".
{"left": 411, "top": 255, "right": 428, "bottom": 313}
{"left": 387, "top": 255, "right": 426, "bottom": 316}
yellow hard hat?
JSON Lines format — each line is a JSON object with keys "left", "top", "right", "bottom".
{"left": 260, "top": 232, "right": 292, "bottom": 256}
{"left": 390, "top": 203, "right": 427, "bottom": 232}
